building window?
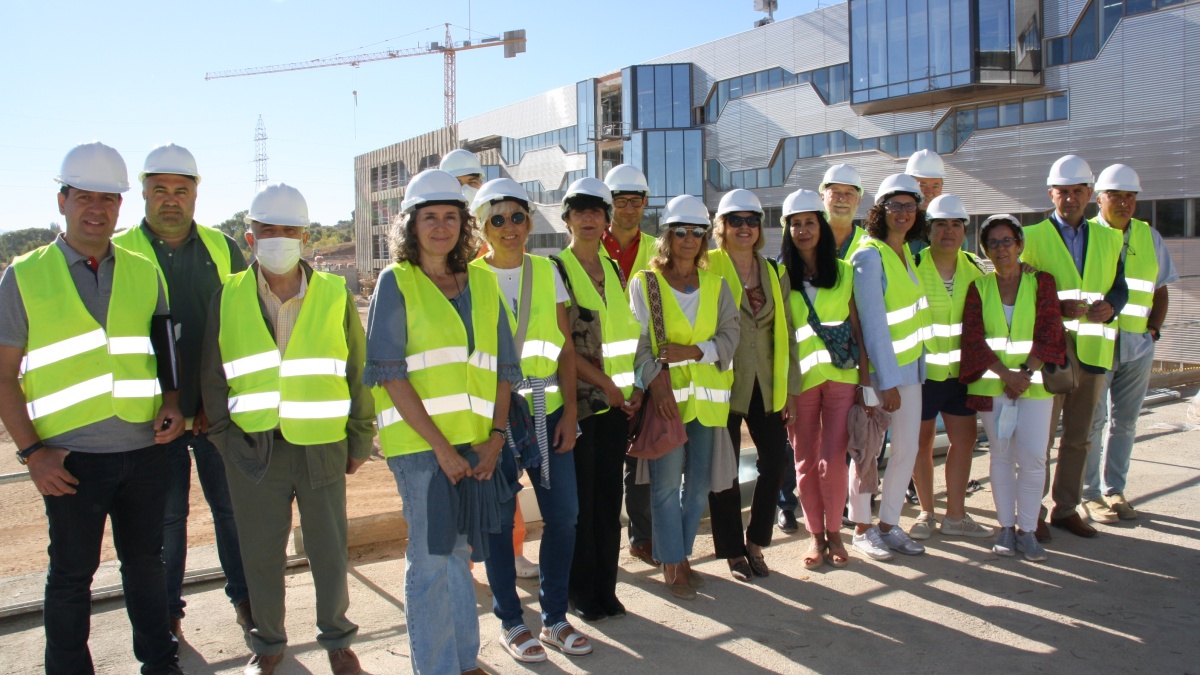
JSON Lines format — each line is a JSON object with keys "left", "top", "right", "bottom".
{"left": 701, "top": 64, "right": 849, "bottom": 122}
{"left": 631, "top": 64, "right": 693, "bottom": 131}
{"left": 1156, "top": 200, "right": 1186, "bottom": 237}
{"left": 1047, "top": 0, "right": 1182, "bottom": 67}
{"left": 500, "top": 126, "right": 579, "bottom": 165}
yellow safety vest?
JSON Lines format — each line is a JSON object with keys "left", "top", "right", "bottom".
{"left": 707, "top": 249, "right": 789, "bottom": 412}
{"left": 373, "top": 263, "right": 501, "bottom": 456}
{"left": 1092, "top": 218, "right": 1158, "bottom": 334}
{"left": 966, "top": 272, "right": 1052, "bottom": 400}
{"left": 470, "top": 254, "right": 566, "bottom": 414}
{"left": 602, "top": 231, "right": 656, "bottom": 292}
{"left": 556, "top": 249, "right": 641, "bottom": 404}
{"left": 638, "top": 269, "right": 733, "bottom": 427}
{"left": 1020, "top": 220, "right": 1120, "bottom": 369}
{"left": 841, "top": 225, "right": 868, "bottom": 260}
{"left": 916, "top": 250, "right": 983, "bottom": 381}
{"left": 12, "top": 243, "right": 161, "bottom": 439}
{"left": 788, "top": 259, "right": 859, "bottom": 392}
{"left": 857, "top": 239, "right": 933, "bottom": 369}
{"left": 113, "top": 223, "right": 232, "bottom": 301}
{"left": 218, "top": 268, "right": 351, "bottom": 444}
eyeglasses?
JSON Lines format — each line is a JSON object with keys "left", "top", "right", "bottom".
{"left": 882, "top": 201, "right": 918, "bottom": 214}
{"left": 725, "top": 215, "right": 761, "bottom": 229}
{"left": 489, "top": 212, "right": 527, "bottom": 228}
{"left": 986, "top": 237, "right": 1018, "bottom": 250}
{"left": 614, "top": 197, "right": 646, "bottom": 209}
{"left": 672, "top": 227, "right": 707, "bottom": 239}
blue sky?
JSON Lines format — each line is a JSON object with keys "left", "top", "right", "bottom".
{"left": 0, "top": 0, "right": 819, "bottom": 232}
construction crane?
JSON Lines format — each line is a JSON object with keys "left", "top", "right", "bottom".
{"left": 206, "top": 24, "right": 526, "bottom": 130}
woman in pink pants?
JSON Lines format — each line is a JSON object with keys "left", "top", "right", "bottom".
{"left": 779, "top": 190, "right": 870, "bottom": 568}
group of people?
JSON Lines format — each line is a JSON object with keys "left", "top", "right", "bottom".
{"left": 0, "top": 139, "right": 1173, "bottom": 675}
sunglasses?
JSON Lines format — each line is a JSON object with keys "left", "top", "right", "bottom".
{"left": 489, "top": 212, "right": 527, "bottom": 228}
{"left": 726, "top": 215, "right": 761, "bottom": 229}
{"left": 985, "top": 237, "right": 1018, "bottom": 250}
{"left": 672, "top": 227, "right": 707, "bottom": 239}
{"left": 882, "top": 201, "right": 918, "bottom": 214}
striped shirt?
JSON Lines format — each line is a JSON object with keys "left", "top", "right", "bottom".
{"left": 256, "top": 265, "right": 307, "bottom": 354}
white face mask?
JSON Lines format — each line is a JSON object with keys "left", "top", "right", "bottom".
{"left": 254, "top": 236, "right": 302, "bottom": 274}
{"left": 462, "top": 185, "right": 479, "bottom": 209}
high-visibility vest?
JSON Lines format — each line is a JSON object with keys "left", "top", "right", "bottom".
{"left": 602, "top": 231, "right": 656, "bottom": 292}
{"left": 373, "top": 263, "right": 500, "bottom": 456}
{"left": 788, "top": 259, "right": 859, "bottom": 392}
{"left": 856, "top": 239, "right": 933, "bottom": 369}
{"left": 707, "top": 249, "right": 789, "bottom": 412}
{"left": 966, "top": 272, "right": 1052, "bottom": 400}
{"left": 1021, "top": 220, "right": 1120, "bottom": 369}
{"left": 637, "top": 269, "right": 733, "bottom": 427}
{"left": 916, "top": 250, "right": 983, "bottom": 381}
{"left": 12, "top": 243, "right": 161, "bottom": 439}
{"left": 218, "top": 268, "right": 351, "bottom": 444}
{"left": 470, "top": 254, "right": 566, "bottom": 414}
{"left": 841, "top": 225, "right": 869, "bottom": 260}
{"left": 113, "top": 223, "right": 232, "bottom": 301}
{"left": 556, "top": 248, "right": 640, "bottom": 403}
{"left": 1093, "top": 217, "right": 1158, "bottom": 334}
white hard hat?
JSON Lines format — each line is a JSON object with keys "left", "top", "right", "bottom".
{"left": 875, "top": 173, "right": 925, "bottom": 206}
{"left": 980, "top": 214, "right": 1024, "bottom": 243}
{"left": 780, "top": 189, "right": 826, "bottom": 226}
{"left": 1046, "top": 154, "right": 1094, "bottom": 187}
{"left": 661, "top": 194, "right": 710, "bottom": 227}
{"left": 402, "top": 169, "right": 468, "bottom": 214}
{"left": 925, "top": 194, "right": 968, "bottom": 221}
{"left": 56, "top": 142, "right": 130, "bottom": 194}
{"left": 471, "top": 178, "right": 536, "bottom": 221}
{"left": 245, "top": 183, "right": 309, "bottom": 227}
{"left": 439, "top": 149, "right": 484, "bottom": 178}
{"left": 604, "top": 163, "right": 650, "bottom": 195}
{"left": 716, "top": 189, "right": 764, "bottom": 218}
{"left": 818, "top": 163, "right": 863, "bottom": 194}
{"left": 905, "top": 149, "right": 945, "bottom": 179}
{"left": 139, "top": 143, "right": 201, "bottom": 185}
{"left": 561, "top": 177, "right": 613, "bottom": 219}
{"left": 1094, "top": 164, "right": 1142, "bottom": 193}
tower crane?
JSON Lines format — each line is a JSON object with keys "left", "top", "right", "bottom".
{"left": 206, "top": 24, "right": 526, "bottom": 129}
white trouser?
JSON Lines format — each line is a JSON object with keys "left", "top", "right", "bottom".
{"left": 848, "top": 383, "right": 922, "bottom": 526}
{"left": 981, "top": 396, "right": 1053, "bottom": 532}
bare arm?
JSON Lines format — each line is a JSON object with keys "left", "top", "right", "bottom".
{"left": 552, "top": 303, "right": 578, "bottom": 453}
{"left": 0, "top": 345, "right": 78, "bottom": 495}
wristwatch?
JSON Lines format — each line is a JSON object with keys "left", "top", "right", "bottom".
{"left": 1019, "top": 363, "right": 1033, "bottom": 374}
{"left": 16, "top": 440, "right": 44, "bottom": 466}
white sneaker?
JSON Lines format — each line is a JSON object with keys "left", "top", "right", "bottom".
{"left": 940, "top": 514, "right": 995, "bottom": 538}
{"left": 879, "top": 526, "right": 926, "bottom": 555}
{"left": 852, "top": 527, "right": 895, "bottom": 561}
{"left": 514, "top": 555, "right": 540, "bottom": 579}
{"left": 908, "top": 511, "right": 936, "bottom": 540}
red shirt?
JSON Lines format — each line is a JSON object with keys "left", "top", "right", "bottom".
{"left": 601, "top": 228, "right": 642, "bottom": 282}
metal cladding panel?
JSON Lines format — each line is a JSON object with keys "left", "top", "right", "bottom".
{"left": 458, "top": 85, "right": 575, "bottom": 141}
{"left": 1156, "top": 241, "right": 1200, "bottom": 365}
{"left": 505, "top": 145, "right": 573, "bottom": 194}
{"left": 1046, "top": 0, "right": 1090, "bottom": 37}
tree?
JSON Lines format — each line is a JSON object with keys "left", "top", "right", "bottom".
{"left": 216, "top": 210, "right": 252, "bottom": 259}
{"left": 0, "top": 228, "right": 59, "bottom": 266}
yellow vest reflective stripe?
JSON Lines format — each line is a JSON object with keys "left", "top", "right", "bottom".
{"left": 966, "top": 272, "right": 1052, "bottom": 400}
{"left": 557, "top": 249, "right": 641, "bottom": 403}
{"left": 113, "top": 223, "right": 232, "bottom": 301}
{"left": 12, "top": 243, "right": 161, "bottom": 438}
{"left": 639, "top": 269, "right": 733, "bottom": 426}
{"left": 858, "top": 239, "right": 933, "bottom": 369}
{"left": 788, "top": 259, "right": 858, "bottom": 392}
{"left": 1020, "top": 220, "right": 1120, "bottom": 369}
{"left": 1093, "top": 218, "right": 1157, "bottom": 333}
{"left": 373, "top": 263, "right": 500, "bottom": 456}
{"left": 707, "top": 249, "right": 789, "bottom": 412}
{"left": 602, "top": 231, "right": 656, "bottom": 294}
{"left": 916, "top": 250, "right": 983, "bottom": 381}
{"left": 218, "top": 269, "right": 351, "bottom": 444}
{"left": 470, "top": 254, "right": 565, "bottom": 414}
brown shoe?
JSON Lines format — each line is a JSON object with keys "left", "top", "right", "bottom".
{"left": 680, "top": 558, "right": 705, "bottom": 589}
{"left": 328, "top": 647, "right": 361, "bottom": 675}
{"left": 235, "top": 600, "right": 255, "bottom": 632}
{"left": 1050, "top": 512, "right": 1097, "bottom": 538}
{"left": 170, "top": 616, "right": 182, "bottom": 640}
{"left": 243, "top": 653, "right": 284, "bottom": 675}
{"left": 663, "top": 563, "right": 696, "bottom": 600}
{"left": 629, "top": 542, "right": 660, "bottom": 567}
{"left": 1034, "top": 518, "right": 1052, "bottom": 543}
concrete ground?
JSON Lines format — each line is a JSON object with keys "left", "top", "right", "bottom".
{"left": 1, "top": 389, "right": 1198, "bottom": 674}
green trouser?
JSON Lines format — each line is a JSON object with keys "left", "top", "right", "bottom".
{"left": 224, "top": 438, "right": 357, "bottom": 655}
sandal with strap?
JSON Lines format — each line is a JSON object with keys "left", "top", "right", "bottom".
{"left": 539, "top": 621, "right": 593, "bottom": 657}
{"left": 803, "top": 533, "right": 825, "bottom": 570}
{"left": 501, "top": 625, "right": 547, "bottom": 663}
{"left": 824, "top": 532, "right": 850, "bottom": 568}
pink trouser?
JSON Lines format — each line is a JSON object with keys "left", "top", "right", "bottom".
{"left": 788, "top": 381, "right": 856, "bottom": 534}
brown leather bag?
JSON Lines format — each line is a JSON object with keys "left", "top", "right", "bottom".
{"left": 627, "top": 272, "right": 688, "bottom": 460}
{"left": 1041, "top": 331, "right": 1080, "bottom": 395}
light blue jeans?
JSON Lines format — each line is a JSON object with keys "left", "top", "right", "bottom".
{"left": 649, "top": 420, "right": 714, "bottom": 565}
{"left": 387, "top": 451, "right": 480, "bottom": 675}
{"left": 1084, "top": 348, "right": 1155, "bottom": 500}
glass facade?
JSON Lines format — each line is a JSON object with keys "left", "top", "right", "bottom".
{"left": 703, "top": 64, "right": 850, "bottom": 122}
{"left": 631, "top": 64, "right": 693, "bottom": 131}
{"left": 500, "top": 126, "right": 579, "bottom": 166}
{"left": 1045, "top": 0, "right": 1180, "bottom": 66}
{"left": 628, "top": 129, "right": 703, "bottom": 208}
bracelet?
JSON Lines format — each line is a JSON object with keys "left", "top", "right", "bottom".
{"left": 490, "top": 427, "right": 505, "bottom": 438}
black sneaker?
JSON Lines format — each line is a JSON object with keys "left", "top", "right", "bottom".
{"left": 776, "top": 509, "right": 799, "bottom": 533}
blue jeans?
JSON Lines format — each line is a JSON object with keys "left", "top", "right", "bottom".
{"left": 388, "top": 451, "right": 480, "bottom": 674}
{"left": 649, "top": 420, "right": 715, "bottom": 565}
{"left": 484, "top": 409, "right": 578, "bottom": 630}
{"left": 43, "top": 445, "right": 178, "bottom": 675}
{"left": 778, "top": 460, "right": 798, "bottom": 512}
{"left": 1085, "top": 348, "right": 1155, "bottom": 500}
{"left": 162, "top": 431, "right": 248, "bottom": 618}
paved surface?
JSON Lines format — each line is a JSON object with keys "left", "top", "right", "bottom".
{"left": 1, "top": 389, "right": 1198, "bottom": 674}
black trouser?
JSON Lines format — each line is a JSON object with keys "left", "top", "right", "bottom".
{"left": 43, "top": 445, "right": 178, "bottom": 675}
{"left": 569, "top": 408, "right": 628, "bottom": 612}
{"left": 709, "top": 385, "right": 790, "bottom": 559}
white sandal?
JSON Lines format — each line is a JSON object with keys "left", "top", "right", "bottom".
{"left": 501, "top": 625, "right": 546, "bottom": 663}
{"left": 539, "top": 621, "right": 593, "bottom": 657}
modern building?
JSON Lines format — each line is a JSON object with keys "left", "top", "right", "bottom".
{"left": 355, "top": 0, "right": 1200, "bottom": 361}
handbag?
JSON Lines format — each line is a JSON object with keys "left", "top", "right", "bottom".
{"left": 1041, "top": 329, "right": 1080, "bottom": 395}
{"left": 626, "top": 272, "right": 689, "bottom": 460}
{"left": 797, "top": 283, "right": 859, "bottom": 369}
